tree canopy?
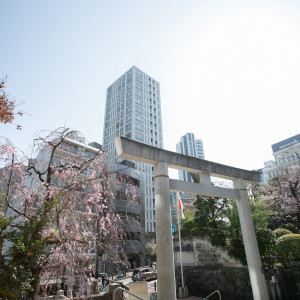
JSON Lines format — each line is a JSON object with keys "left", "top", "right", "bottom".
{"left": 0, "top": 128, "right": 135, "bottom": 298}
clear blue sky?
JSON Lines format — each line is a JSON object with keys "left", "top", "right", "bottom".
{"left": 1, "top": 0, "right": 299, "bottom": 173}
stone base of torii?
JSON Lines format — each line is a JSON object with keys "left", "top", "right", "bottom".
{"left": 115, "top": 136, "right": 269, "bottom": 300}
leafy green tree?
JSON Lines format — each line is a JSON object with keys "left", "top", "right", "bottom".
{"left": 194, "top": 196, "right": 229, "bottom": 229}
{"left": 145, "top": 242, "right": 156, "bottom": 262}
{"left": 224, "top": 196, "right": 272, "bottom": 264}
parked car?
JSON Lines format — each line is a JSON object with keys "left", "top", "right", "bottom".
{"left": 132, "top": 267, "right": 157, "bottom": 281}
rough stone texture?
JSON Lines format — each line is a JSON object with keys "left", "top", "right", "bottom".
{"left": 175, "top": 266, "right": 253, "bottom": 300}
{"left": 277, "top": 265, "right": 300, "bottom": 299}
{"left": 174, "top": 236, "right": 244, "bottom": 268}
{"left": 176, "top": 265, "right": 300, "bottom": 300}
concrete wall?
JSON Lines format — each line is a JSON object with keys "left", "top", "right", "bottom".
{"left": 174, "top": 236, "right": 243, "bottom": 268}
{"left": 176, "top": 265, "right": 300, "bottom": 300}
{"left": 175, "top": 266, "right": 252, "bottom": 300}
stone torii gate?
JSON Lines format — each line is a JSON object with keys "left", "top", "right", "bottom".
{"left": 115, "top": 137, "right": 269, "bottom": 300}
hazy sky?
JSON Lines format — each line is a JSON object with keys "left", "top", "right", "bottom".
{"left": 1, "top": 0, "right": 299, "bottom": 174}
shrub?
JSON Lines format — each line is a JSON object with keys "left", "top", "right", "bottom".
{"left": 284, "top": 223, "right": 298, "bottom": 233}
{"left": 275, "top": 234, "right": 300, "bottom": 261}
{"left": 256, "top": 228, "right": 275, "bottom": 256}
{"left": 273, "top": 228, "right": 292, "bottom": 239}
{"left": 210, "top": 229, "right": 227, "bottom": 247}
{"left": 181, "top": 219, "right": 195, "bottom": 232}
{"left": 190, "top": 227, "right": 207, "bottom": 237}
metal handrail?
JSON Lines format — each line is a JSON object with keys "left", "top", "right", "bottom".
{"left": 204, "top": 289, "right": 221, "bottom": 300}
{"left": 113, "top": 286, "right": 145, "bottom": 300}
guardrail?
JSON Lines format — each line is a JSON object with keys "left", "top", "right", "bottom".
{"left": 113, "top": 286, "right": 144, "bottom": 300}
{"left": 204, "top": 290, "right": 221, "bottom": 300}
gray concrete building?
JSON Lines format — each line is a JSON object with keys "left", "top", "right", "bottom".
{"left": 102, "top": 66, "right": 163, "bottom": 233}
{"left": 176, "top": 133, "right": 204, "bottom": 182}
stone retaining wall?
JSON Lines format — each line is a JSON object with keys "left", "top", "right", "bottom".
{"left": 175, "top": 266, "right": 253, "bottom": 300}
{"left": 176, "top": 265, "right": 300, "bottom": 300}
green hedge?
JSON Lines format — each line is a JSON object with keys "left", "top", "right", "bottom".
{"left": 273, "top": 228, "right": 292, "bottom": 239}
{"left": 275, "top": 234, "right": 300, "bottom": 261}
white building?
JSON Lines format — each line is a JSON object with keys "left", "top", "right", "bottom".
{"left": 102, "top": 66, "right": 163, "bottom": 233}
{"left": 263, "top": 134, "right": 300, "bottom": 183}
{"left": 176, "top": 133, "right": 205, "bottom": 182}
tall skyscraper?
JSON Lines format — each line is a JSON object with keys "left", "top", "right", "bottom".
{"left": 102, "top": 66, "right": 163, "bottom": 232}
{"left": 176, "top": 133, "right": 205, "bottom": 182}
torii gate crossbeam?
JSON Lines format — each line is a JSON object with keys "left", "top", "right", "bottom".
{"left": 115, "top": 137, "right": 269, "bottom": 300}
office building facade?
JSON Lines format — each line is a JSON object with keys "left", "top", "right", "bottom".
{"left": 262, "top": 134, "right": 300, "bottom": 183}
{"left": 176, "top": 133, "right": 205, "bottom": 182}
{"left": 102, "top": 66, "right": 163, "bottom": 232}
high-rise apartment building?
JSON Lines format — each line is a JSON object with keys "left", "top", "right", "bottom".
{"left": 176, "top": 133, "right": 205, "bottom": 182}
{"left": 102, "top": 66, "right": 163, "bottom": 232}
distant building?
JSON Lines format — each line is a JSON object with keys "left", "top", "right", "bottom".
{"left": 176, "top": 133, "right": 205, "bottom": 182}
{"left": 262, "top": 134, "right": 300, "bottom": 183}
{"left": 102, "top": 66, "right": 163, "bottom": 233}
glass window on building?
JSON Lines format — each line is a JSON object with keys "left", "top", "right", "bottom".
{"left": 136, "top": 90, "right": 143, "bottom": 99}
{"left": 136, "top": 69, "right": 142, "bottom": 77}
{"left": 136, "top": 114, "right": 143, "bottom": 122}
{"left": 136, "top": 105, "right": 143, "bottom": 114}
{"left": 135, "top": 132, "right": 144, "bottom": 142}
{"left": 136, "top": 123, "right": 144, "bottom": 132}
{"left": 136, "top": 76, "right": 143, "bottom": 84}
{"left": 136, "top": 84, "right": 143, "bottom": 91}
{"left": 126, "top": 124, "right": 131, "bottom": 132}
{"left": 127, "top": 76, "right": 132, "bottom": 84}
{"left": 136, "top": 98, "right": 143, "bottom": 106}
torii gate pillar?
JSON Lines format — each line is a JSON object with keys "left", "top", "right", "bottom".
{"left": 154, "top": 162, "right": 176, "bottom": 300}
{"left": 234, "top": 178, "right": 269, "bottom": 300}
